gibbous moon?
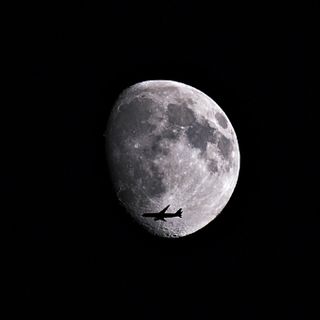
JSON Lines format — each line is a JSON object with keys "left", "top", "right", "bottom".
{"left": 106, "top": 80, "right": 240, "bottom": 238}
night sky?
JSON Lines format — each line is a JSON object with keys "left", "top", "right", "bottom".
{"left": 7, "top": 2, "right": 318, "bottom": 319}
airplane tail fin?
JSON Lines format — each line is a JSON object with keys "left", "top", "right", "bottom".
{"left": 176, "top": 208, "right": 183, "bottom": 218}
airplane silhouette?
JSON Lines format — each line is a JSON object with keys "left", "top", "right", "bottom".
{"left": 142, "top": 205, "right": 183, "bottom": 221}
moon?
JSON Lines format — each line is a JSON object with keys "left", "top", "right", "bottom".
{"left": 105, "top": 80, "right": 240, "bottom": 238}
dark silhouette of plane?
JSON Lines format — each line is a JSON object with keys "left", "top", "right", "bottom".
{"left": 142, "top": 205, "right": 183, "bottom": 221}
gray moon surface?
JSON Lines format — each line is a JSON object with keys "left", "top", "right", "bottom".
{"left": 106, "top": 80, "right": 240, "bottom": 238}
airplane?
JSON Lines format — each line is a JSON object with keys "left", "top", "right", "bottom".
{"left": 142, "top": 205, "right": 183, "bottom": 221}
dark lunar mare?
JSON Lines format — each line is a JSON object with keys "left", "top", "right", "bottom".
{"left": 186, "top": 121, "right": 217, "bottom": 154}
{"left": 208, "top": 159, "right": 218, "bottom": 173}
{"left": 167, "top": 103, "right": 196, "bottom": 126}
{"left": 215, "top": 112, "right": 228, "bottom": 129}
{"left": 217, "top": 135, "right": 232, "bottom": 159}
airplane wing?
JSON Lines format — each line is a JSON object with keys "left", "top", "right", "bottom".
{"left": 158, "top": 205, "right": 170, "bottom": 214}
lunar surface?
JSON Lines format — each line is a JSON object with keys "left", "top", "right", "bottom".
{"left": 105, "top": 80, "right": 240, "bottom": 238}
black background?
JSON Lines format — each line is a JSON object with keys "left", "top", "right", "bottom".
{"left": 6, "top": 2, "right": 319, "bottom": 319}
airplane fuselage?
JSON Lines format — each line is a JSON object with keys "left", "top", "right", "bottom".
{"left": 142, "top": 208, "right": 183, "bottom": 221}
{"left": 143, "top": 213, "right": 181, "bottom": 218}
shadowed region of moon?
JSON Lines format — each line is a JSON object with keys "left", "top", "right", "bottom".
{"left": 106, "top": 80, "right": 240, "bottom": 238}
